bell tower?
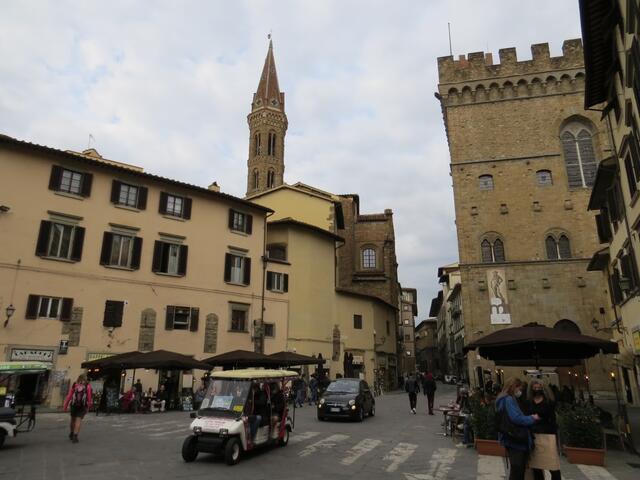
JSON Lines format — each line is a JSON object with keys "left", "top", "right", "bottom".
{"left": 246, "top": 39, "right": 288, "bottom": 196}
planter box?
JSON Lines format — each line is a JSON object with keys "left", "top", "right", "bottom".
{"left": 475, "top": 439, "right": 506, "bottom": 456}
{"left": 563, "top": 446, "right": 605, "bottom": 466}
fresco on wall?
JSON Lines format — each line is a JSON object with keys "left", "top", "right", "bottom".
{"left": 487, "top": 269, "right": 511, "bottom": 325}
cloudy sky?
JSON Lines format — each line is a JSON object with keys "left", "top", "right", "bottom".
{"left": 0, "top": 1, "right": 583, "bottom": 317}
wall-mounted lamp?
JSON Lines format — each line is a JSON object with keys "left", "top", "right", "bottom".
{"left": 3, "top": 304, "right": 15, "bottom": 327}
{"left": 591, "top": 317, "right": 613, "bottom": 333}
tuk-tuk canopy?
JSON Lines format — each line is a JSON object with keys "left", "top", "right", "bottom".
{"left": 0, "top": 361, "right": 53, "bottom": 374}
{"left": 210, "top": 369, "right": 299, "bottom": 380}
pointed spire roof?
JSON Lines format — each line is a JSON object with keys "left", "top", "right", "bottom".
{"left": 254, "top": 38, "right": 284, "bottom": 111}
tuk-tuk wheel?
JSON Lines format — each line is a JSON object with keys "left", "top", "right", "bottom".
{"left": 224, "top": 437, "right": 242, "bottom": 465}
{"left": 278, "top": 428, "right": 290, "bottom": 447}
{"left": 181, "top": 435, "right": 199, "bottom": 462}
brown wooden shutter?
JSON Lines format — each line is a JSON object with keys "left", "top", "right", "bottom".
{"left": 131, "top": 237, "right": 143, "bottom": 270}
{"left": 100, "top": 232, "right": 113, "bottom": 265}
{"left": 80, "top": 173, "right": 93, "bottom": 197}
{"left": 70, "top": 227, "right": 85, "bottom": 262}
{"left": 178, "top": 245, "right": 188, "bottom": 276}
{"left": 26, "top": 295, "right": 40, "bottom": 319}
{"left": 266, "top": 271, "right": 273, "bottom": 290}
{"left": 189, "top": 307, "right": 199, "bottom": 332}
{"left": 224, "top": 253, "right": 232, "bottom": 282}
{"left": 110, "top": 180, "right": 121, "bottom": 203}
{"left": 159, "top": 192, "right": 168, "bottom": 214}
{"left": 228, "top": 209, "right": 235, "bottom": 229}
{"left": 152, "top": 241, "right": 163, "bottom": 272}
{"left": 35, "top": 220, "right": 52, "bottom": 256}
{"left": 595, "top": 212, "right": 613, "bottom": 243}
{"left": 165, "top": 305, "right": 175, "bottom": 330}
{"left": 60, "top": 298, "right": 74, "bottom": 322}
{"left": 49, "top": 165, "right": 63, "bottom": 191}
{"left": 283, "top": 274, "right": 289, "bottom": 292}
{"left": 183, "top": 197, "right": 192, "bottom": 219}
{"left": 103, "top": 300, "right": 124, "bottom": 327}
{"left": 246, "top": 214, "right": 253, "bottom": 234}
{"left": 243, "top": 257, "right": 251, "bottom": 285}
{"left": 137, "top": 187, "right": 148, "bottom": 210}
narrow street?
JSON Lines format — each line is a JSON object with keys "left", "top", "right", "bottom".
{"left": 1, "top": 385, "right": 638, "bottom": 480}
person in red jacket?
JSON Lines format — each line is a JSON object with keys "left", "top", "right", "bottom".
{"left": 63, "top": 374, "right": 93, "bottom": 443}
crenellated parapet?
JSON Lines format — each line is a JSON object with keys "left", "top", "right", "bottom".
{"left": 437, "top": 39, "right": 585, "bottom": 106}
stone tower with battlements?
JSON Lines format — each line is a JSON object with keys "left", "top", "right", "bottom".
{"left": 437, "top": 39, "right": 615, "bottom": 397}
{"left": 246, "top": 39, "right": 288, "bottom": 197}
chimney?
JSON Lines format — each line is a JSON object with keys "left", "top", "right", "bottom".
{"left": 208, "top": 182, "right": 220, "bottom": 192}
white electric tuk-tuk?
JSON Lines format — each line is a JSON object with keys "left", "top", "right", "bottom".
{"left": 182, "top": 369, "right": 297, "bottom": 465}
{"left": 0, "top": 361, "right": 52, "bottom": 448}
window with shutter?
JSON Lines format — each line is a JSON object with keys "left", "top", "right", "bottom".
{"left": 625, "top": 154, "right": 638, "bottom": 197}
{"left": 25, "top": 295, "right": 40, "bottom": 319}
{"left": 229, "top": 303, "right": 249, "bottom": 332}
{"left": 595, "top": 213, "right": 613, "bottom": 243}
{"left": 103, "top": 300, "right": 124, "bottom": 327}
{"left": 267, "top": 271, "right": 286, "bottom": 292}
{"left": 264, "top": 323, "right": 275, "bottom": 337}
{"left": 38, "top": 221, "right": 84, "bottom": 262}
{"left": 152, "top": 241, "right": 186, "bottom": 276}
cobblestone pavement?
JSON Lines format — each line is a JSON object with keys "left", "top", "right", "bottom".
{"left": 1, "top": 385, "right": 639, "bottom": 479}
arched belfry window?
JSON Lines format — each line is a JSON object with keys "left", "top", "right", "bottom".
{"left": 268, "top": 132, "right": 276, "bottom": 156}
{"left": 252, "top": 169, "right": 259, "bottom": 190}
{"left": 267, "top": 169, "right": 275, "bottom": 188}
{"left": 362, "top": 247, "right": 377, "bottom": 269}
{"left": 254, "top": 133, "right": 261, "bottom": 156}
{"left": 481, "top": 236, "right": 505, "bottom": 263}
{"left": 561, "top": 121, "right": 597, "bottom": 188}
{"left": 545, "top": 233, "right": 572, "bottom": 260}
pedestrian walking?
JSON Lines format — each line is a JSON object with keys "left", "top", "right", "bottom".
{"left": 421, "top": 372, "right": 437, "bottom": 415}
{"left": 63, "top": 374, "right": 93, "bottom": 443}
{"left": 308, "top": 374, "right": 319, "bottom": 405}
{"left": 404, "top": 373, "right": 420, "bottom": 414}
{"left": 525, "top": 380, "right": 561, "bottom": 480}
{"left": 495, "top": 378, "right": 540, "bottom": 480}
{"left": 295, "top": 374, "right": 306, "bottom": 408}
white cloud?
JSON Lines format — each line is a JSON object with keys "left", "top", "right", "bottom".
{"left": 0, "top": 0, "right": 583, "bottom": 316}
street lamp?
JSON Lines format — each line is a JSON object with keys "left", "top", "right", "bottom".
{"left": 3, "top": 304, "right": 15, "bottom": 328}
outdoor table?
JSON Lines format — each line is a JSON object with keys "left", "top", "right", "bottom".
{"left": 437, "top": 405, "right": 459, "bottom": 436}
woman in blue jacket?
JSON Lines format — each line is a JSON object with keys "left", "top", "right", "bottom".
{"left": 495, "top": 378, "right": 540, "bottom": 480}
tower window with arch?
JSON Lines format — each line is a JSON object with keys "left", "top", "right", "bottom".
{"left": 561, "top": 121, "right": 597, "bottom": 188}
{"left": 268, "top": 132, "right": 276, "bottom": 156}
{"left": 267, "top": 169, "right": 275, "bottom": 188}
{"left": 545, "top": 233, "right": 571, "bottom": 260}
{"left": 481, "top": 236, "right": 505, "bottom": 263}
{"left": 536, "top": 170, "right": 553, "bottom": 186}
{"left": 479, "top": 174, "right": 494, "bottom": 191}
{"left": 252, "top": 169, "right": 259, "bottom": 190}
{"left": 361, "top": 247, "right": 377, "bottom": 269}
{"left": 254, "top": 133, "right": 261, "bottom": 156}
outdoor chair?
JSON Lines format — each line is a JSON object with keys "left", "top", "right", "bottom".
{"left": 603, "top": 414, "right": 627, "bottom": 452}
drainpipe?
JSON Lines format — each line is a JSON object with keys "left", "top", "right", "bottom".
{"left": 258, "top": 210, "right": 274, "bottom": 354}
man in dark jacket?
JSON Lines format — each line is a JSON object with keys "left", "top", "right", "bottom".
{"left": 405, "top": 373, "right": 420, "bottom": 414}
{"left": 421, "top": 372, "right": 437, "bottom": 415}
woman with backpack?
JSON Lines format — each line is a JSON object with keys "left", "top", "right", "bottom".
{"left": 63, "top": 374, "right": 93, "bottom": 443}
{"left": 495, "top": 378, "right": 540, "bottom": 480}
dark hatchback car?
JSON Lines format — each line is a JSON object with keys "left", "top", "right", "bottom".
{"left": 317, "top": 378, "right": 375, "bottom": 422}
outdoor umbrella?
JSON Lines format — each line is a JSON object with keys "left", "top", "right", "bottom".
{"left": 126, "top": 350, "right": 211, "bottom": 370}
{"left": 464, "top": 323, "right": 619, "bottom": 369}
{"left": 203, "top": 349, "right": 277, "bottom": 369}
{"left": 80, "top": 350, "right": 142, "bottom": 369}
{"left": 269, "top": 351, "right": 324, "bottom": 367}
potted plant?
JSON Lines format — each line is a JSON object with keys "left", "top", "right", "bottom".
{"left": 470, "top": 397, "right": 505, "bottom": 456}
{"left": 557, "top": 403, "right": 605, "bottom": 466}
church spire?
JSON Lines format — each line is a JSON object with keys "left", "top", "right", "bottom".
{"left": 246, "top": 37, "right": 288, "bottom": 197}
{"left": 252, "top": 38, "right": 285, "bottom": 112}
